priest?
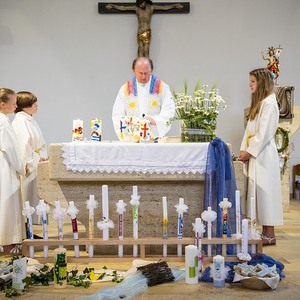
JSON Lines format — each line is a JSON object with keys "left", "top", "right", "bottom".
{"left": 112, "top": 57, "right": 175, "bottom": 139}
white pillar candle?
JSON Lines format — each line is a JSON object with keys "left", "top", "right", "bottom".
{"left": 241, "top": 219, "right": 249, "bottom": 254}
{"left": 185, "top": 245, "right": 198, "bottom": 284}
{"left": 102, "top": 185, "right": 109, "bottom": 241}
{"left": 194, "top": 217, "right": 202, "bottom": 273}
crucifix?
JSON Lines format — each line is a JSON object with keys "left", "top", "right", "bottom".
{"left": 98, "top": 1, "right": 190, "bottom": 57}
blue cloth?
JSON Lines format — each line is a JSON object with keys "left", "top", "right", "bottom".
{"left": 199, "top": 253, "right": 285, "bottom": 283}
{"left": 203, "top": 137, "right": 240, "bottom": 255}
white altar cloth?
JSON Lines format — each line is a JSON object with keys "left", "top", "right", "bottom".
{"left": 62, "top": 142, "right": 209, "bottom": 174}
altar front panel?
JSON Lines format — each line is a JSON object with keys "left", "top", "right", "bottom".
{"left": 37, "top": 143, "right": 245, "bottom": 254}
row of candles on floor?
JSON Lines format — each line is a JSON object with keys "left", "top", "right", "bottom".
{"left": 23, "top": 185, "right": 258, "bottom": 260}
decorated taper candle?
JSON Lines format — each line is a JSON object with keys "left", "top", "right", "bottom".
{"left": 219, "top": 198, "right": 232, "bottom": 257}
{"left": 201, "top": 206, "right": 217, "bottom": 256}
{"left": 241, "top": 218, "right": 249, "bottom": 255}
{"left": 235, "top": 190, "right": 242, "bottom": 253}
{"left": 116, "top": 200, "right": 127, "bottom": 257}
{"left": 97, "top": 185, "right": 115, "bottom": 241}
{"left": 130, "top": 185, "right": 140, "bottom": 257}
{"left": 35, "top": 199, "right": 50, "bottom": 258}
{"left": 250, "top": 196, "right": 257, "bottom": 253}
{"left": 22, "top": 201, "right": 35, "bottom": 258}
{"left": 175, "top": 197, "right": 188, "bottom": 257}
{"left": 53, "top": 200, "right": 67, "bottom": 245}
{"left": 86, "top": 194, "right": 98, "bottom": 257}
{"left": 192, "top": 217, "right": 206, "bottom": 273}
{"left": 67, "top": 201, "right": 80, "bottom": 257}
{"left": 102, "top": 185, "right": 109, "bottom": 240}
{"left": 162, "top": 196, "right": 168, "bottom": 257}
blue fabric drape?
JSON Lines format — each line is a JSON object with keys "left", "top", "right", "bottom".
{"left": 203, "top": 137, "right": 240, "bottom": 255}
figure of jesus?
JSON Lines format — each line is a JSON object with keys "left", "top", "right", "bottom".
{"left": 106, "top": 0, "right": 183, "bottom": 57}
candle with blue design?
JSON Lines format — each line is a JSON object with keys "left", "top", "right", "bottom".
{"left": 175, "top": 197, "right": 188, "bottom": 256}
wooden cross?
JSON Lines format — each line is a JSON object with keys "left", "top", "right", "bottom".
{"left": 98, "top": 1, "right": 190, "bottom": 57}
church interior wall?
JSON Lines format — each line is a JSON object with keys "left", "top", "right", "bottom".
{"left": 1, "top": 0, "right": 299, "bottom": 183}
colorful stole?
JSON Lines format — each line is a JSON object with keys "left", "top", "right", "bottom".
{"left": 124, "top": 76, "right": 163, "bottom": 96}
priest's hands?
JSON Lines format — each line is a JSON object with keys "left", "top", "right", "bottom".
{"left": 144, "top": 115, "right": 156, "bottom": 126}
{"left": 239, "top": 150, "right": 251, "bottom": 164}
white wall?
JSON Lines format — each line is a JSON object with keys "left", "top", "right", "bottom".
{"left": 1, "top": 0, "right": 299, "bottom": 163}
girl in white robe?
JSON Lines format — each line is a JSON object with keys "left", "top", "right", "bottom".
{"left": 0, "top": 88, "right": 26, "bottom": 252}
{"left": 12, "top": 91, "right": 47, "bottom": 224}
{"left": 239, "top": 68, "right": 283, "bottom": 246}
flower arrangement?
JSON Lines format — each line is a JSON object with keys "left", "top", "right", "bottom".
{"left": 168, "top": 81, "right": 226, "bottom": 142}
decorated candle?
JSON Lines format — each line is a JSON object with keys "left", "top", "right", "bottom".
{"left": 201, "top": 206, "right": 217, "bottom": 256}
{"left": 192, "top": 217, "right": 206, "bottom": 273}
{"left": 67, "top": 201, "right": 80, "bottom": 257}
{"left": 116, "top": 199, "right": 127, "bottom": 257}
{"left": 22, "top": 201, "right": 35, "bottom": 258}
{"left": 91, "top": 118, "right": 102, "bottom": 142}
{"left": 175, "top": 197, "right": 188, "bottom": 256}
{"left": 96, "top": 185, "right": 115, "bottom": 241}
{"left": 235, "top": 190, "right": 242, "bottom": 253}
{"left": 162, "top": 196, "right": 168, "bottom": 257}
{"left": 241, "top": 219, "right": 249, "bottom": 255}
{"left": 72, "top": 119, "right": 83, "bottom": 141}
{"left": 53, "top": 200, "right": 67, "bottom": 242}
{"left": 185, "top": 245, "right": 198, "bottom": 285}
{"left": 36, "top": 199, "right": 50, "bottom": 258}
{"left": 250, "top": 196, "right": 257, "bottom": 253}
{"left": 212, "top": 255, "right": 225, "bottom": 288}
{"left": 130, "top": 185, "right": 140, "bottom": 257}
{"left": 86, "top": 194, "right": 98, "bottom": 257}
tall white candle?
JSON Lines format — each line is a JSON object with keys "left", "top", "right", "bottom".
{"left": 162, "top": 197, "right": 168, "bottom": 219}
{"left": 235, "top": 190, "right": 241, "bottom": 235}
{"left": 235, "top": 190, "right": 241, "bottom": 253}
{"left": 241, "top": 219, "right": 249, "bottom": 254}
{"left": 131, "top": 185, "right": 139, "bottom": 257}
{"left": 102, "top": 185, "right": 109, "bottom": 240}
{"left": 250, "top": 196, "right": 256, "bottom": 253}
{"left": 162, "top": 196, "right": 168, "bottom": 257}
{"left": 116, "top": 199, "right": 126, "bottom": 257}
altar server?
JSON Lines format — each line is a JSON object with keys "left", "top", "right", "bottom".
{"left": 239, "top": 68, "right": 283, "bottom": 246}
{"left": 112, "top": 57, "right": 175, "bottom": 139}
{"left": 12, "top": 91, "right": 47, "bottom": 224}
{"left": 0, "top": 88, "right": 26, "bottom": 253}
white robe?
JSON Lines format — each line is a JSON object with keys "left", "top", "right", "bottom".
{"left": 240, "top": 93, "right": 283, "bottom": 226}
{"left": 112, "top": 76, "right": 175, "bottom": 139}
{"left": 0, "top": 113, "right": 26, "bottom": 245}
{"left": 12, "top": 112, "right": 47, "bottom": 224}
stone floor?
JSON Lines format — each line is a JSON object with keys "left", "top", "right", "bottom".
{"left": 1, "top": 199, "right": 300, "bottom": 300}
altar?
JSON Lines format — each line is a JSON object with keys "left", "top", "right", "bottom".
{"left": 37, "top": 142, "right": 245, "bottom": 254}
